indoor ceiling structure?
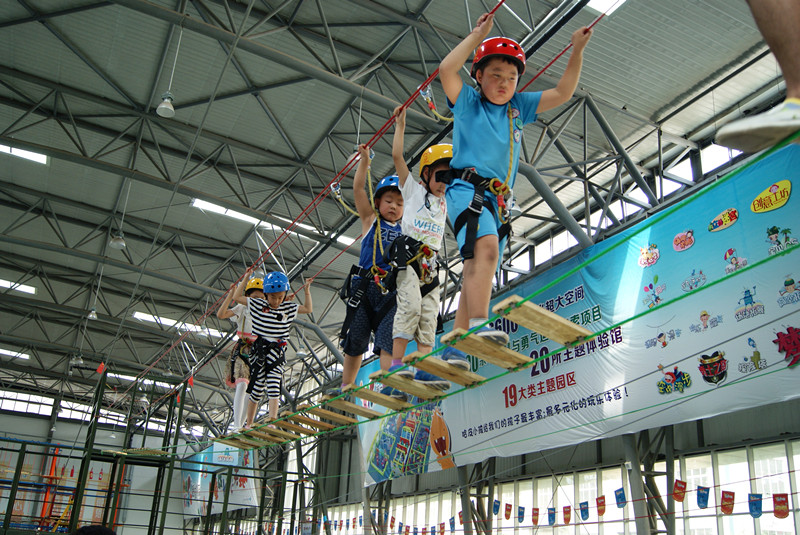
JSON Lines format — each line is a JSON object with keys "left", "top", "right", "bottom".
{"left": 0, "top": 0, "right": 783, "bottom": 442}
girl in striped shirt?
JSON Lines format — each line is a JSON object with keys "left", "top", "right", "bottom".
{"left": 233, "top": 266, "right": 312, "bottom": 427}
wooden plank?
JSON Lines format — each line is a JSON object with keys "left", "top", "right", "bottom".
{"left": 231, "top": 433, "right": 272, "bottom": 448}
{"left": 493, "top": 295, "right": 593, "bottom": 346}
{"left": 323, "top": 397, "right": 382, "bottom": 419}
{"left": 244, "top": 428, "right": 284, "bottom": 443}
{"left": 369, "top": 371, "right": 446, "bottom": 401}
{"left": 273, "top": 419, "right": 315, "bottom": 435}
{"left": 280, "top": 411, "right": 335, "bottom": 431}
{"left": 298, "top": 403, "right": 358, "bottom": 425}
{"left": 215, "top": 437, "right": 253, "bottom": 449}
{"left": 440, "top": 329, "right": 531, "bottom": 370}
{"left": 123, "top": 447, "right": 170, "bottom": 456}
{"left": 344, "top": 384, "right": 412, "bottom": 410}
{"left": 251, "top": 420, "right": 302, "bottom": 441}
{"left": 402, "top": 351, "right": 484, "bottom": 387}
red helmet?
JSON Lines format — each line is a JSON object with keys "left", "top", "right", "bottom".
{"left": 471, "top": 37, "right": 526, "bottom": 78}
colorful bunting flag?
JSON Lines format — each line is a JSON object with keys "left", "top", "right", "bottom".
{"left": 531, "top": 508, "right": 539, "bottom": 525}
{"left": 449, "top": 517, "right": 455, "bottom": 532}
{"left": 563, "top": 505, "right": 571, "bottom": 525}
{"left": 697, "top": 486, "right": 710, "bottom": 509}
{"left": 774, "top": 493, "right": 789, "bottom": 519}
{"left": 439, "top": 522, "right": 445, "bottom": 535}
{"left": 720, "top": 491, "right": 735, "bottom": 515}
{"left": 493, "top": 499, "right": 500, "bottom": 515}
{"left": 547, "top": 508, "right": 555, "bottom": 526}
{"left": 579, "top": 502, "right": 589, "bottom": 521}
{"left": 672, "top": 479, "right": 686, "bottom": 502}
{"left": 517, "top": 506, "right": 524, "bottom": 523}
{"left": 504, "top": 503, "right": 511, "bottom": 520}
{"left": 615, "top": 488, "right": 626, "bottom": 508}
{"left": 596, "top": 496, "right": 605, "bottom": 516}
{"left": 748, "top": 493, "right": 762, "bottom": 518}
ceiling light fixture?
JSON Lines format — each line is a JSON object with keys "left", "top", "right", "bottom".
{"left": 87, "top": 307, "right": 98, "bottom": 320}
{"left": 109, "top": 181, "right": 131, "bottom": 250}
{"left": 71, "top": 353, "right": 84, "bottom": 366}
{"left": 109, "top": 431, "right": 117, "bottom": 439}
{"left": 156, "top": 25, "right": 184, "bottom": 118}
{"left": 109, "top": 233, "right": 126, "bottom": 249}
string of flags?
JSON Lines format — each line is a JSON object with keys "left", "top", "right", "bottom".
{"left": 268, "top": 481, "right": 790, "bottom": 534}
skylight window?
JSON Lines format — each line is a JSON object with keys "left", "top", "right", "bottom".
{"left": 0, "top": 278, "right": 37, "bottom": 294}
{"left": 108, "top": 372, "right": 172, "bottom": 389}
{"left": 133, "top": 311, "right": 224, "bottom": 338}
{"left": 0, "top": 144, "right": 48, "bottom": 164}
{"left": 586, "top": 0, "right": 627, "bottom": 16}
{"left": 191, "top": 198, "right": 355, "bottom": 247}
{"left": 0, "top": 348, "right": 30, "bottom": 360}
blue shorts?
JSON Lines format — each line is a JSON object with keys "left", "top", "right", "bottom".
{"left": 341, "top": 278, "right": 397, "bottom": 357}
{"left": 445, "top": 179, "right": 508, "bottom": 265}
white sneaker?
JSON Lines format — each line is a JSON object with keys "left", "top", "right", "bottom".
{"left": 716, "top": 99, "right": 800, "bottom": 153}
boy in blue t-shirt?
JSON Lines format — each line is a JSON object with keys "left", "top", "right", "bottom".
{"left": 438, "top": 12, "right": 592, "bottom": 348}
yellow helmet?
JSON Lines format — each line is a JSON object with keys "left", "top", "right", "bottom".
{"left": 245, "top": 278, "right": 263, "bottom": 294}
{"left": 419, "top": 144, "right": 453, "bottom": 175}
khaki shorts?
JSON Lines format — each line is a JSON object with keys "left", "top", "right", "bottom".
{"left": 392, "top": 267, "right": 440, "bottom": 347}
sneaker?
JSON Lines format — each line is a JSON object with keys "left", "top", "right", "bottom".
{"left": 716, "top": 98, "right": 800, "bottom": 153}
{"left": 473, "top": 326, "right": 509, "bottom": 346}
{"left": 387, "top": 363, "right": 414, "bottom": 380}
{"left": 441, "top": 346, "right": 470, "bottom": 370}
{"left": 414, "top": 370, "right": 450, "bottom": 390}
{"left": 323, "top": 387, "right": 349, "bottom": 401}
{"left": 379, "top": 385, "right": 408, "bottom": 401}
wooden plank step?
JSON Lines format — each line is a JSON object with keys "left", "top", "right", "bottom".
{"left": 215, "top": 437, "right": 254, "bottom": 449}
{"left": 322, "top": 397, "right": 382, "bottom": 419}
{"left": 231, "top": 433, "right": 273, "bottom": 448}
{"left": 298, "top": 403, "right": 358, "bottom": 425}
{"left": 123, "top": 447, "right": 170, "bottom": 456}
{"left": 493, "top": 295, "right": 593, "bottom": 346}
{"left": 369, "top": 371, "right": 447, "bottom": 401}
{"left": 252, "top": 420, "right": 301, "bottom": 441}
{"left": 280, "top": 411, "right": 335, "bottom": 431}
{"left": 402, "top": 351, "right": 484, "bottom": 387}
{"left": 344, "top": 384, "right": 412, "bottom": 410}
{"left": 273, "top": 419, "right": 315, "bottom": 435}
{"left": 440, "top": 329, "right": 531, "bottom": 370}
{"left": 245, "top": 428, "right": 285, "bottom": 444}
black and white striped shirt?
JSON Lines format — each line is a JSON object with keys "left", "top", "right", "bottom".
{"left": 247, "top": 299, "right": 299, "bottom": 341}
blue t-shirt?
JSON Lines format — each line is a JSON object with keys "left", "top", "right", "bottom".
{"left": 358, "top": 218, "right": 402, "bottom": 271}
{"left": 448, "top": 85, "right": 541, "bottom": 190}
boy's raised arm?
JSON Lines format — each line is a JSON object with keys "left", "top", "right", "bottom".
{"left": 392, "top": 106, "right": 410, "bottom": 186}
{"left": 352, "top": 143, "right": 376, "bottom": 235}
{"left": 217, "top": 282, "right": 237, "bottom": 319}
{"left": 439, "top": 13, "right": 495, "bottom": 104}
{"left": 232, "top": 267, "right": 252, "bottom": 305}
{"left": 537, "top": 27, "right": 592, "bottom": 113}
{"left": 297, "top": 280, "right": 313, "bottom": 315}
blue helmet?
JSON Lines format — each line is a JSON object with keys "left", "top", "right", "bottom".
{"left": 263, "top": 271, "right": 290, "bottom": 293}
{"left": 374, "top": 175, "right": 400, "bottom": 201}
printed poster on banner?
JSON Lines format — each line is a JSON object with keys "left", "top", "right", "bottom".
{"left": 181, "top": 442, "right": 258, "bottom": 517}
{"left": 355, "top": 145, "right": 800, "bottom": 485}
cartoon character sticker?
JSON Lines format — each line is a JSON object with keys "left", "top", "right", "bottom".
{"left": 689, "top": 310, "right": 723, "bottom": 333}
{"left": 638, "top": 243, "right": 660, "bottom": 267}
{"left": 642, "top": 275, "right": 666, "bottom": 308}
{"left": 673, "top": 230, "right": 695, "bottom": 252}
{"left": 723, "top": 248, "right": 748, "bottom": 274}
{"left": 735, "top": 286, "right": 765, "bottom": 322}
{"left": 708, "top": 207, "right": 739, "bottom": 232}
{"left": 738, "top": 338, "right": 767, "bottom": 374}
{"left": 766, "top": 225, "right": 799, "bottom": 255}
{"left": 698, "top": 350, "right": 728, "bottom": 385}
{"left": 681, "top": 268, "right": 707, "bottom": 292}
{"left": 657, "top": 364, "right": 691, "bottom": 394}
{"left": 751, "top": 180, "right": 791, "bottom": 213}
{"left": 777, "top": 275, "right": 800, "bottom": 307}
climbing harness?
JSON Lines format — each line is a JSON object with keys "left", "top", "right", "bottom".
{"left": 245, "top": 338, "right": 288, "bottom": 396}
{"left": 384, "top": 235, "right": 440, "bottom": 297}
{"left": 436, "top": 104, "right": 516, "bottom": 259}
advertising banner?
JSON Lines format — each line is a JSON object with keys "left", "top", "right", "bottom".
{"left": 356, "top": 145, "right": 800, "bottom": 485}
{"left": 181, "top": 442, "right": 258, "bottom": 516}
